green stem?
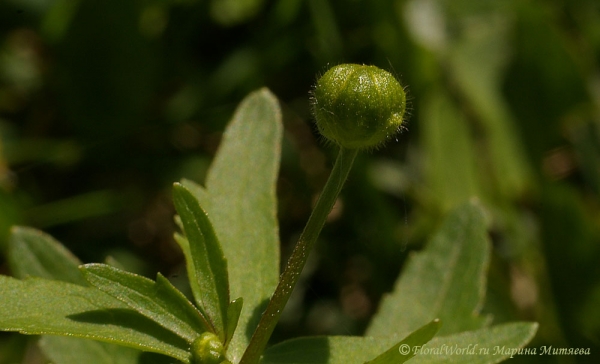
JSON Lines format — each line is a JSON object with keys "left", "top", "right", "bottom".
{"left": 239, "top": 147, "right": 359, "bottom": 364}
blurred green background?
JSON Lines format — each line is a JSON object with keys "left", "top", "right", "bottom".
{"left": 1, "top": 0, "right": 599, "bottom": 363}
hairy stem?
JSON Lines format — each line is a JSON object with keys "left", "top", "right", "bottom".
{"left": 239, "top": 147, "right": 359, "bottom": 364}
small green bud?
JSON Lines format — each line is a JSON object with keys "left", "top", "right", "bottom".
{"left": 311, "top": 64, "right": 406, "bottom": 149}
{"left": 192, "top": 332, "right": 224, "bottom": 364}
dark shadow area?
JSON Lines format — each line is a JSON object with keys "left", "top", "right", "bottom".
{"left": 260, "top": 337, "right": 330, "bottom": 363}
{"left": 245, "top": 297, "right": 270, "bottom": 342}
{"left": 138, "top": 352, "right": 178, "bottom": 364}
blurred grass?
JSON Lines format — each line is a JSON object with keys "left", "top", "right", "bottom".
{"left": 1, "top": 0, "right": 599, "bottom": 363}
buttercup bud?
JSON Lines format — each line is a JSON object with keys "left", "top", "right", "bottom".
{"left": 192, "top": 332, "right": 224, "bottom": 364}
{"left": 311, "top": 64, "right": 406, "bottom": 149}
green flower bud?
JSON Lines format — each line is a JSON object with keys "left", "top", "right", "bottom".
{"left": 192, "top": 332, "right": 224, "bottom": 364}
{"left": 311, "top": 64, "right": 406, "bottom": 149}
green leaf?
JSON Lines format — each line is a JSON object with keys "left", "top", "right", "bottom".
{"left": 262, "top": 336, "right": 388, "bottom": 364}
{"left": 409, "top": 322, "right": 538, "bottom": 364}
{"left": 172, "top": 183, "right": 230, "bottom": 340}
{"left": 421, "top": 91, "right": 481, "bottom": 210}
{"left": 181, "top": 88, "right": 282, "bottom": 361}
{"left": 261, "top": 322, "right": 536, "bottom": 364}
{"left": 0, "top": 275, "right": 190, "bottom": 363}
{"left": 225, "top": 297, "right": 243, "bottom": 347}
{"left": 261, "top": 320, "right": 440, "bottom": 364}
{"left": 262, "top": 320, "right": 438, "bottom": 364}
{"left": 80, "top": 263, "right": 211, "bottom": 342}
{"left": 173, "top": 231, "right": 202, "bottom": 302}
{"left": 7, "top": 226, "right": 87, "bottom": 285}
{"left": 39, "top": 336, "right": 177, "bottom": 364}
{"left": 7, "top": 227, "right": 147, "bottom": 364}
{"left": 367, "top": 202, "right": 490, "bottom": 338}
{"left": 39, "top": 336, "right": 142, "bottom": 364}
{"left": 365, "top": 319, "right": 441, "bottom": 364}
{"left": 447, "top": 16, "right": 532, "bottom": 198}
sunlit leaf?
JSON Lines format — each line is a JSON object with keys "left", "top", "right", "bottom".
{"left": 262, "top": 320, "right": 439, "bottom": 364}
{"left": 367, "top": 202, "right": 490, "bottom": 338}
{"left": 410, "top": 322, "right": 538, "bottom": 364}
{"left": 365, "top": 319, "right": 441, "bottom": 364}
{"left": 182, "top": 88, "right": 282, "bottom": 361}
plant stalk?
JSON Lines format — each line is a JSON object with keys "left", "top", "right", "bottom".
{"left": 239, "top": 147, "right": 358, "bottom": 364}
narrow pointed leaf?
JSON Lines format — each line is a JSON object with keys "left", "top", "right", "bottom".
{"left": 225, "top": 297, "right": 243, "bottom": 347}
{"left": 172, "top": 183, "right": 229, "bottom": 340}
{"left": 173, "top": 232, "right": 206, "bottom": 316}
{"left": 367, "top": 202, "right": 490, "bottom": 338}
{"left": 182, "top": 87, "right": 282, "bottom": 361}
{"left": 0, "top": 275, "right": 190, "bottom": 362}
{"left": 81, "top": 263, "right": 211, "bottom": 342}
{"left": 7, "top": 226, "right": 86, "bottom": 285}
{"left": 365, "top": 319, "right": 441, "bottom": 364}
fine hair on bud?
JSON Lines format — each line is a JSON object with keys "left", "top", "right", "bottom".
{"left": 311, "top": 64, "right": 407, "bottom": 150}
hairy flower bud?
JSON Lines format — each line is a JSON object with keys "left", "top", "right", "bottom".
{"left": 311, "top": 64, "right": 406, "bottom": 149}
{"left": 192, "top": 332, "right": 224, "bottom": 364}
